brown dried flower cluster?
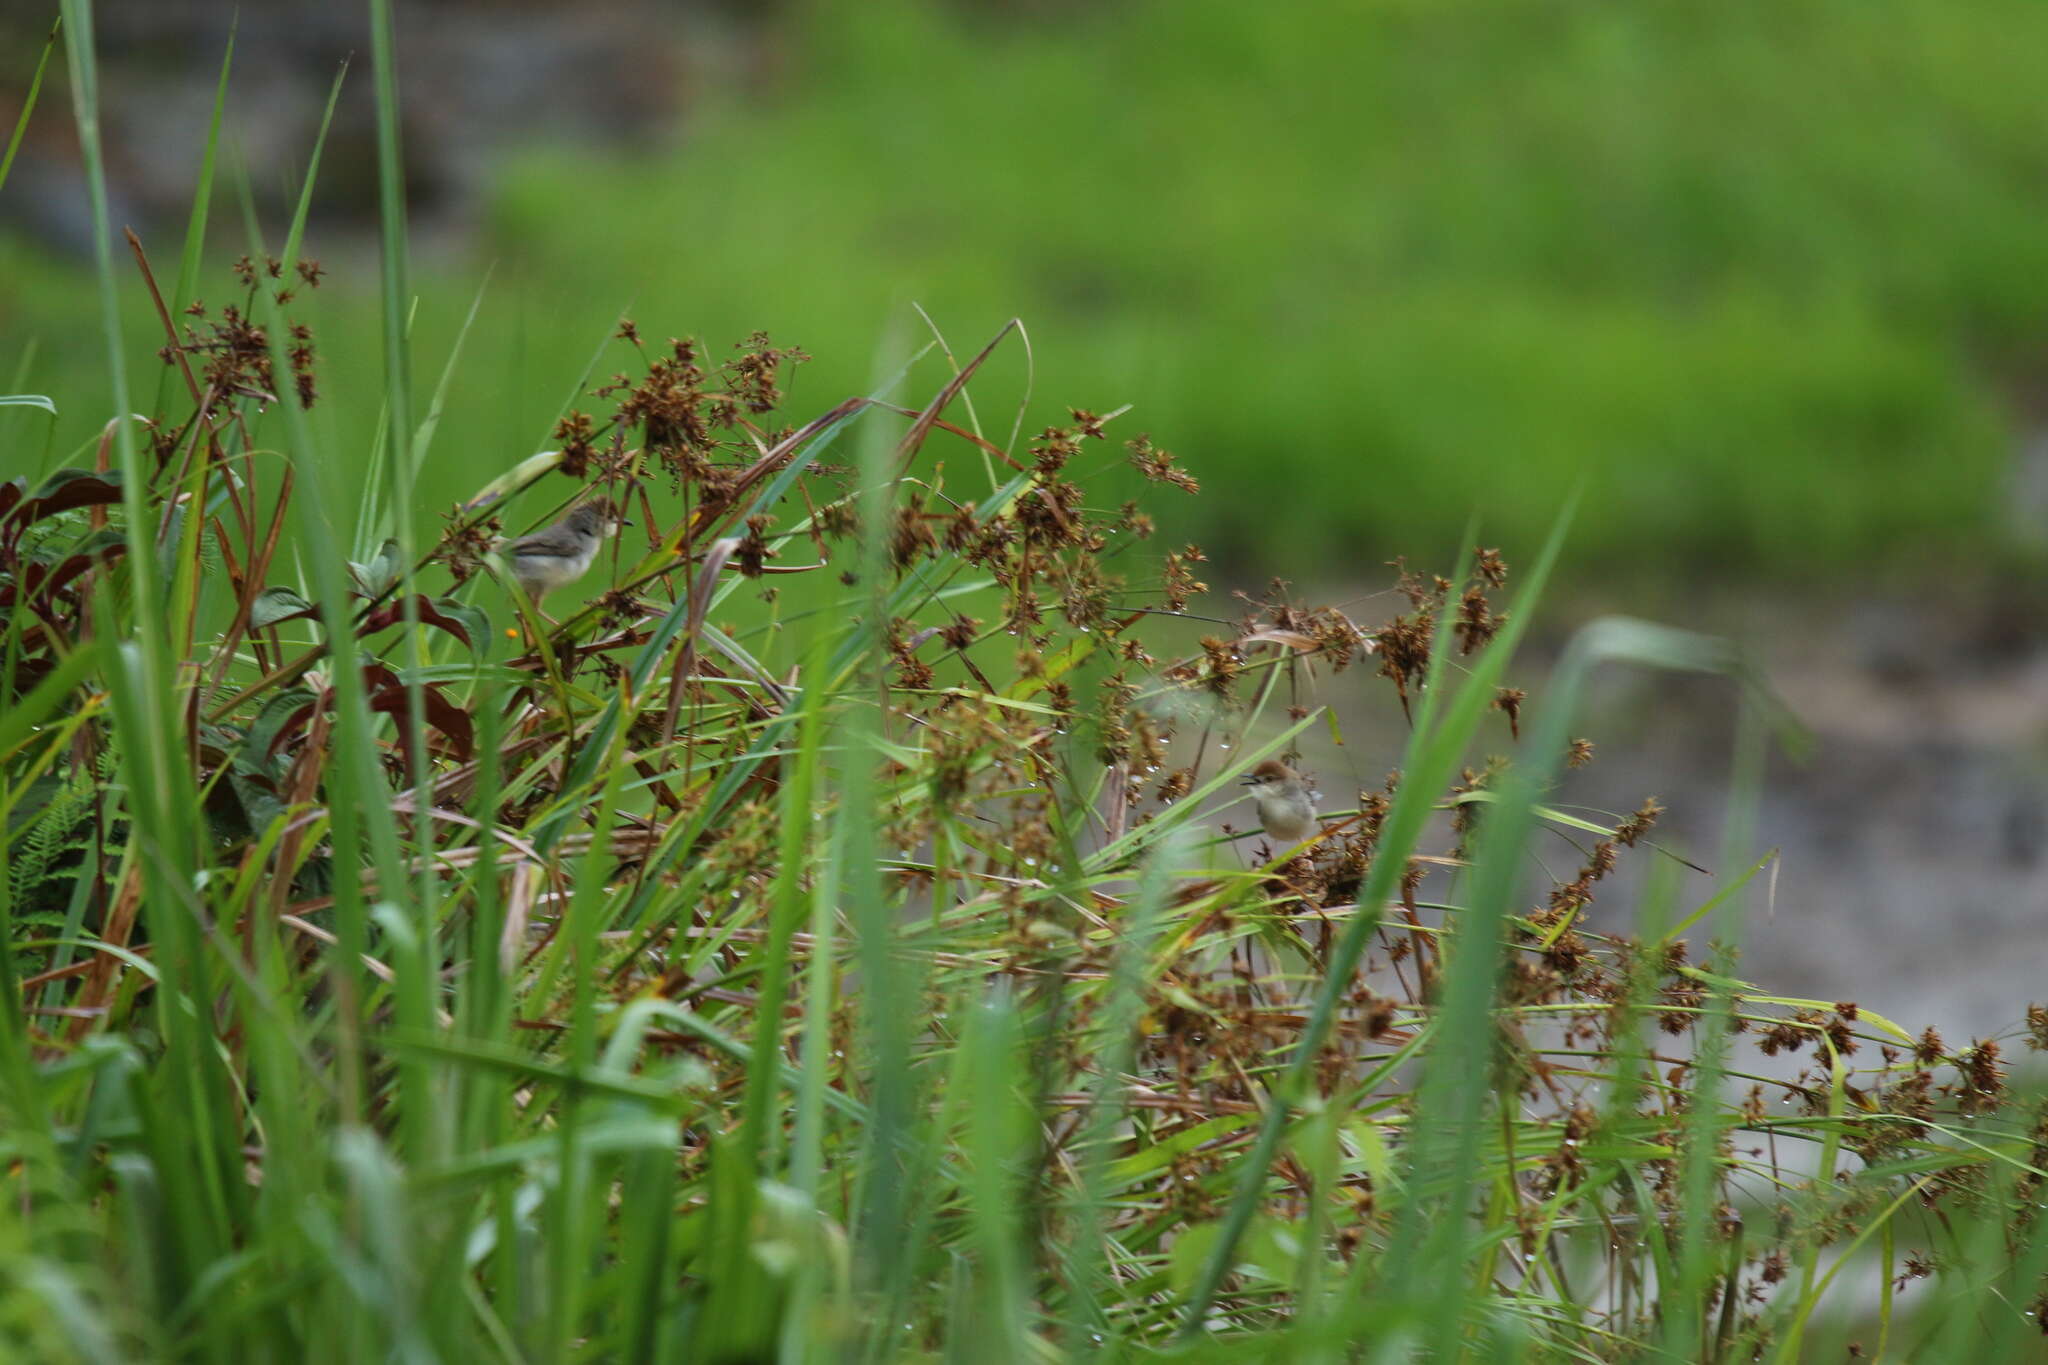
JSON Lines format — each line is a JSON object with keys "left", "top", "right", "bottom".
{"left": 159, "top": 254, "right": 325, "bottom": 421}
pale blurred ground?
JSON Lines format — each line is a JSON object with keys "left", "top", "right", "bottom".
{"left": 1264, "top": 587, "right": 2048, "bottom": 1047}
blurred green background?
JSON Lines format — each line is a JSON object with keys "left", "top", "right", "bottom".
{"left": 7, "top": 0, "right": 2048, "bottom": 589}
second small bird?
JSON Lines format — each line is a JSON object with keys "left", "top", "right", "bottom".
{"left": 1241, "top": 759, "right": 1318, "bottom": 845}
{"left": 503, "top": 501, "right": 629, "bottom": 607}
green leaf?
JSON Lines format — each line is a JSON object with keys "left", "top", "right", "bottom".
{"left": 250, "top": 586, "right": 317, "bottom": 630}
{"left": 223, "top": 768, "right": 288, "bottom": 842}
{"left": 1167, "top": 1222, "right": 1221, "bottom": 1297}
{"left": 1346, "top": 1118, "right": 1398, "bottom": 1192}
{"left": 1108, "top": 1112, "right": 1256, "bottom": 1186}
{"left": 461, "top": 450, "right": 565, "bottom": 512}
{"left": 346, "top": 537, "right": 404, "bottom": 597}
{"left": 1168, "top": 1217, "right": 1296, "bottom": 1296}
{"left": 243, "top": 688, "right": 319, "bottom": 771}
{"left": 426, "top": 596, "right": 488, "bottom": 652}
{"left": 0, "top": 394, "right": 55, "bottom": 414}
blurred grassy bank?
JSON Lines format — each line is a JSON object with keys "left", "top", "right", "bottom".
{"left": 9, "top": 0, "right": 2048, "bottom": 584}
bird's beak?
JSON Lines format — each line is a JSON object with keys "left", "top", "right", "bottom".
{"left": 1238, "top": 775, "right": 1258, "bottom": 787}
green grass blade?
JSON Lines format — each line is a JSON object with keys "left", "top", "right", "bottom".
{"left": 0, "top": 17, "right": 59, "bottom": 197}
{"left": 151, "top": 23, "right": 232, "bottom": 418}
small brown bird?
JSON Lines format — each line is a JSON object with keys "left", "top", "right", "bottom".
{"left": 1241, "top": 759, "right": 1317, "bottom": 844}
{"left": 501, "top": 502, "right": 628, "bottom": 606}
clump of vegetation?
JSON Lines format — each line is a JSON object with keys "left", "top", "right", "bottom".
{"left": 5, "top": 10, "right": 2048, "bottom": 1362}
